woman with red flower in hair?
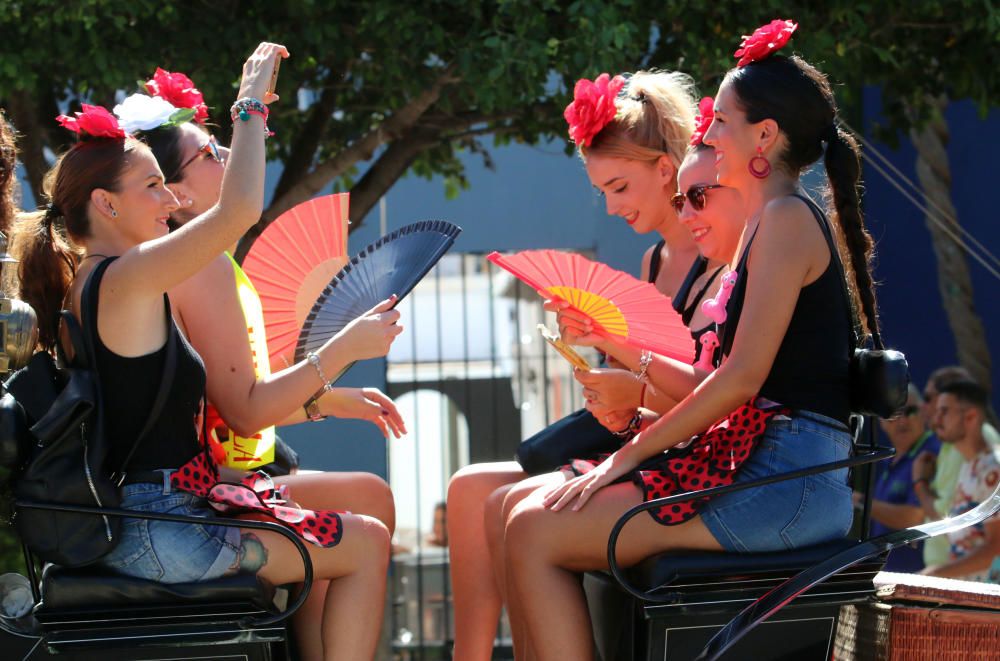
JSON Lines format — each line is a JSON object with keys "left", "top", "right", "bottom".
{"left": 114, "top": 66, "right": 406, "bottom": 659}
{"left": 501, "top": 19, "right": 878, "bottom": 659}
{"left": 447, "top": 69, "right": 738, "bottom": 660}
{"left": 14, "top": 43, "right": 395, "bottom": 660}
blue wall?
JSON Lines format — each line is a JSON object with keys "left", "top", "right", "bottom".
{"left": 862, "top": 88, "right": 999, "bottom": 404}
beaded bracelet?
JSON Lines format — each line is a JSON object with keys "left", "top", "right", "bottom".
{"left": 230, "top": 97, "right": 274, "bottom": 137}
{"left": 611, "top": 411, "right": 643, "bottom": 439}
{"left": 306, "top": 351, "right": 333, "bottom": 392}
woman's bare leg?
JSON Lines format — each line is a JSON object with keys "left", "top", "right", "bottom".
{"left": 276, "top": 471, "right": 396, "bottom": 534}
{"left": 495, "top": 473, "right": 568, "bottom": 660}
{"left": 245, "top": 512, "right": 390, "bottom": 660}
{"left": 505, "top": 481, "right": 722, "bottom": 661}
{"left": 272, "top": 471, "right": 394, "bottom": 657}
{"left": 447, "top": 462, "right": 527, "bottom": 661}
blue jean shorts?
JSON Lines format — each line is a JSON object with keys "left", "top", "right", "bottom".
{"left": 98, "top": 481, "right": 242, "bottom": 584}
{"left": 700, "top": 409, "right": 854, "bottom": 552}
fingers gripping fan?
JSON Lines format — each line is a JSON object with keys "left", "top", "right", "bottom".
{"left": 295, "top": 220, "right": 462, "bottom": 363}
{"left": 487, "top": 249, "right": 695, "bottom": 363}
{"left": 242, "top": 193, "right": 350, "bottom": 368}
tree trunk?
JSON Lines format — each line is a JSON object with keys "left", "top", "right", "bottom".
{"left": 6, "top": 92, "right": 48, "bottom": 205}
{"left": 909, "top": 97, "right": 995, "bottom": 412}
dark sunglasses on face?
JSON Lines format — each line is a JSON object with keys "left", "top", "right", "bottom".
{"left": 670, "top": 183, "right": 724, "bottom": 214}
{"left": 886, "top": 404, "right": 921, "bottom": 421}
{"left": 177, "top": 136, "right": 222, "bottom": 175}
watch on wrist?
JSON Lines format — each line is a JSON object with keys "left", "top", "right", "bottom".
{"left": 304, "top": 396, "right": 325, "bottom": 422}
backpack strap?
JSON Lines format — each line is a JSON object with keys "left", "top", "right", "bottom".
{"left": 78, "top": 258, "right": 179, "bottom": 483}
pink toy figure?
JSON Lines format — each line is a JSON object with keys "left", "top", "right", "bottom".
{"left": 694, "top": 330, "right": 719, "bottom": 372}
{"left": 701, "top": 270, "right": 738, "bottom": 324}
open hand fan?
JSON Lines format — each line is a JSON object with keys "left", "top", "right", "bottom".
{"left": 242, "top": 193, "right": 350, "bottom": 368}
{"left": 487, "top": 249, "right": 695, "bottom": 363}
{"left": 295, "top": 220, "right": 462, "bottom": 364}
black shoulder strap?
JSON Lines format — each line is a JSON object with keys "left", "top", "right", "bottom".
{"left": 788, "top": 193, "right": 873, "bottom": 351}
{"left": 683, "top": 264, "right": 725, "bottom": 319}
{"left": 671, "top": 254, "right": 707, "bottom": 314}
{"left": 79, "top": 258, "right": 178, "bottom": 477}
{"left": 649, "top": 240, "right": 667, "bottom": 284}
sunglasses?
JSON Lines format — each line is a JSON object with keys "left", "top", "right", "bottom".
{"left": 671, "top": 184, "right": 724, "bottom": 214}
{"left": 177, "top": 136, "right": 222, "bottom": 176}
{"left": 886, "top": 404, "right": 921, "bottom": 421}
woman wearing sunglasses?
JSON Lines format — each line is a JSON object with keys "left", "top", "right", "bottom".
{"left": 114, "top": 69, "right": 405, "bottom": 659}
{"left": 501, "top": 20, "right": 878, "bottom": 658}
{"left": 446, "top": 70, "right": 735, "bottom": 660}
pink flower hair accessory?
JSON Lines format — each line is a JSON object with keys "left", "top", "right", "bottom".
{"left": 563, "top": 73, "right": 626, "bottom": 147}
{"left": 690, "top": 96, "right": 714, "bottom": 146}
{"left": 144, "top": 68, "right": 209, "bottom": 123}
{"left": 734, "top": 19, "right": 798, "bottom": 67}
{"left": 55, "top": 104, "right": 126, "bottom": 139}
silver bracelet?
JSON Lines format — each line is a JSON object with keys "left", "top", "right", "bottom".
{"left": 635, "top": 350, "right": 652, "bottom": 383}
{"left": 306, "top": 351, "right": 333, "bottom": 392}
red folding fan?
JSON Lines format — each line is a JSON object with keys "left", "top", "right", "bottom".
{"left": 487, "top": 249, "right": 695, "bottom": 363}
{"left": 242, "top": 193, "right": 350, "bottom": 368}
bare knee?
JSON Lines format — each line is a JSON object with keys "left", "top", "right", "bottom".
{"left": 505, "top": 502, "right": 554, "bottom": 566}
{"left": 342, "top": 515, "right": 391, "bottom": 575}
{"left": 483, "top": 485, "right": 510, "bottom": 547}
{"left": 352, "top": 472, "right": 396, "bottom": 534}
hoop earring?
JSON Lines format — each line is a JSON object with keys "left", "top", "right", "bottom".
{"left": 748, "top": 147, "right": 771, "bottom": 179}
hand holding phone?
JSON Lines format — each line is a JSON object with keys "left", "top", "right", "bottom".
{"left": 538, "top": 324, "right": 591, "bottom": 371}
{"left": 266, "top": 56, "right": 281, "bottom": 97}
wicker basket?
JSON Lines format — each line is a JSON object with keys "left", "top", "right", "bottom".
{"left": 834, "top": 572, "right": 1000, "bottom": 660}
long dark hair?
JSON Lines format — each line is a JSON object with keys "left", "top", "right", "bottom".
{"left": 136, "top": 125, "right": 186, "bottom": 184}
{"left": 724, "top": 55, "right": 878, "bottom": 338}
{"left": 13, "top": 137, "right": 145, "bottom": 350}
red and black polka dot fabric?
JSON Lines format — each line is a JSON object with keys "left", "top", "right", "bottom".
{"left": 170, "top": 452, "right": 344, "bottom": 548}
{"left": 565, "top": 398, "right": 787, "bottom": 525}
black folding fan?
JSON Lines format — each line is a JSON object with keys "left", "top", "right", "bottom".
{"left": 294, "top": 220, "right": 462, "bottom": 364}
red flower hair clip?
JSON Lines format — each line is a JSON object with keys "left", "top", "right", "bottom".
{"left": 56, "top": 104, "right": 126, "bottom": 139}
{"left": 690, "top": 97, "right": 714, "bottom": 146}
{"left": 144, "top": 68, "right": 209, "bottom": 123}
{"left": 734, "top": 19, "right": 798, "bottom": 67}
{"left": 564, "top": 73, "right": 626, "bottom": 147}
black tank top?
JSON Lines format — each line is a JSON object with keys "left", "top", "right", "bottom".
{"left": 650, "top": 241, "right": 724, "bottom": 365}
{"left": 720, "top": 194, "right": 852, "bottom": 423}
{"left": 86, "top": 261, "right": 207, "bottom": 472}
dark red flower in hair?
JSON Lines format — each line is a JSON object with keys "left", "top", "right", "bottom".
{"left": 144, "top": 68, "right": 209, "bottom": 123}
{"left": 56, "top": 104, "right": 126, "bottom": 139}
{"left": 734, "top": 19, "right": 798, "bottom": 67}
{"left": 690, "top": 97, "right": 714, "bottom": 146}
{"left": 564, "top": 73, "right": 626, "bottom": 147}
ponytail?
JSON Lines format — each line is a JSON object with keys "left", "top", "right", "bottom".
{"left": 823, "top": 127, "right": 879, "bottom": 339}
{"left": 14, "top": 207, "right": 78, "bottom": 351}
{"left": 10, "top": 137, "right": 141, "bottom": 352}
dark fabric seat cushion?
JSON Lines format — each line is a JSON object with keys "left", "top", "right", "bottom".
{"left": 631, "top": 537, "right": 861, "bottom": 591}
{"left": 38, "top": 564, "right": 275, "bottom": 613}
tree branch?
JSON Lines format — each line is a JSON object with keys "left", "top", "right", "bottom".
{"left": 262, "top": 65, "right": 459, "bottom": 223}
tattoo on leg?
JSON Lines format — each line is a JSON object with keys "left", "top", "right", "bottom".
{"left": 239, "top": 533, "right": 269, "bottom": 573}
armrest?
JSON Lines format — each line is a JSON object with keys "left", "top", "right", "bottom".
{"left": 696, "top": 477, "right": 1000, "bottom": 661}
{"left": 15, "top": 499, "right": 312, "bottom": 628}
{"left": 606, "top": 446, "right": 894, "bottom": 603}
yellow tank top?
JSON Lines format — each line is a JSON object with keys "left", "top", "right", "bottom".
{"left": 206, "top": 254, "right": 276, "bottom": 469}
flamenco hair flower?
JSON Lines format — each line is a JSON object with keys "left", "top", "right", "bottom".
{"left": 564, "top": 73, "right": 626, "bottom": 147}
{"left": 144, "top": 68, "right": 209, "bottom": 123}
{"left": 734, "top": 19, "right": 798, "bottom": 67}
{"left": 690, "top": 96, "right": 714, "bottom": 146}
{"left": 113, "top": 93, "right": 196, "bottom": 133}
{"left": 55, "top": 104, "right": 126, "bottom": 139}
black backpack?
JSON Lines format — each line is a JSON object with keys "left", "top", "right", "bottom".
{"left": 3, "top": 258, "right": 175, "bottom": 567}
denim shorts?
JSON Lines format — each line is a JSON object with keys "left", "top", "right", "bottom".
{"left": 98, "top": 481, "right": 242, "bottom": 584}
{"left": 700, "top": 409, "right": 854, "bottom": 552}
